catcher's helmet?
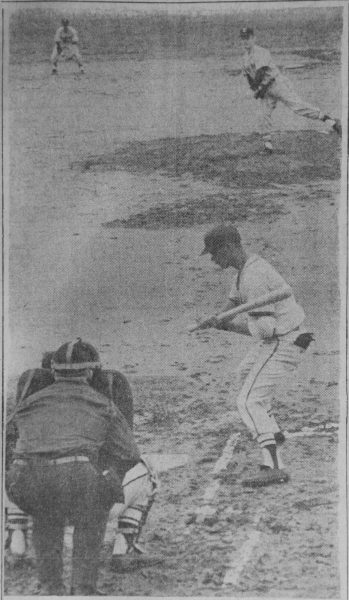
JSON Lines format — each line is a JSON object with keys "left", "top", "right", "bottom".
{"left": 52, "top": 338, "right": 101, "bottom": 371}
{"left": 61, "top": 18, "right": 69, "bottom": 26}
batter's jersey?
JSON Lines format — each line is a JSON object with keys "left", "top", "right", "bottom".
{"left": 242, "top": 44, "right": 280, "bottom": 82}
{"left": 54, "top": 26, "right": 79, "bottom": 45}
{"left": 229, "top": 254, "right": 305, "bottom": 337}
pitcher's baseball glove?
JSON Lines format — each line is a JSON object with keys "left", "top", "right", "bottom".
{"left": 253, "top": 66, "right": 275, "bottom": 99}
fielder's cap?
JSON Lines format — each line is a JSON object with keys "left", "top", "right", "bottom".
{"left": 201, "top": 224, "right": 241, "bottom": 255}
{"left": 240, "top": 26, "right": 254, "bottom": 39}
{"left": 52, "top": 338, "right": 101, "bottom": 371}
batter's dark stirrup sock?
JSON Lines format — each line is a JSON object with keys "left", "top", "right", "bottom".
{"left": 275, "top": 431, "right": 286, "bottom": 445}
{"left": 264, "top": 443, "right": 279, "bottom": 469}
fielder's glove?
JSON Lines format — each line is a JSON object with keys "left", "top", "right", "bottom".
{"left": 245, "top": 73, "right": 259, "bottom": 92}
{"left": 254, "top": 84, "right": 274, "bottom": 99}
{"left": 253, "top": 66, "right": 275, "bottom": 99}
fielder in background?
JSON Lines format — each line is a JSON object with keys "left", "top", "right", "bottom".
{"left": 6, "top": 339, "right": 159, "bottom": 595}
{"left": 196, "top": 224, "right": 314, "bottom": 487}
{"left": 51, "top": 18, "right": 84, "bottom": 75}
{"left": 239, "top": 26, "right": 341, "bottom": 153}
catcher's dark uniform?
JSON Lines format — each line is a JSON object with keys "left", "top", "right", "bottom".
{"left": 6, "top": 368, "right": 138, "bottom": 595}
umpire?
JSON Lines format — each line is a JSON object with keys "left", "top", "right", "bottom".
{"left": 6, "top": 339, "right": 141, "bottom": 595}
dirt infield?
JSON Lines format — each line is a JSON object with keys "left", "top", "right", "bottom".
{"left": 5, "top": 5, "right": 344, "bottom": 597}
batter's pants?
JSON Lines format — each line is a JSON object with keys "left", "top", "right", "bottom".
{"left": 6, "top": 459, "right": 120, "bottom": 595}
{"left": 259, "top": 75, "right": 325, "bottom": 142}
{"left": 51, "top": 44, "right": 83, "bottom": 67}
{"left": 234, "top": 332, "right": 305, "bottom": 448}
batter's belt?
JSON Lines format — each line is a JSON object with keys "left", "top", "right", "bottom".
{"left": 276, "top": 328, "right": 314, "bottom": 350}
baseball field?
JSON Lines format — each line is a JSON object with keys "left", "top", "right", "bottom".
{"left": 5, "top": 4, "right": 345, "bottom": 597}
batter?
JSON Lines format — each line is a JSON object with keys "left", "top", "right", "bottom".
{"left": 198, "top": 224, "right": 314, "bottom": 487}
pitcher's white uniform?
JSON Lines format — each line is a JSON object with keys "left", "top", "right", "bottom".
{"left": 242, "top": 44, "right": 329, "bottom": 143}
{"left": 230, "top": 255, "right": 306, "bottom": 449}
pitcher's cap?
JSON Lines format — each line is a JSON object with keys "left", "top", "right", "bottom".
{"left": 201, "top": 224, "right": 241, "bottom": 255}
{"left": 240, "top": 27, "right": 254, "bottom": 39}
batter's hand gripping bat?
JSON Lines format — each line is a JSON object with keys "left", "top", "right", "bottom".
{"left": 188, "top": 286, "right": 292, "bottom": 332}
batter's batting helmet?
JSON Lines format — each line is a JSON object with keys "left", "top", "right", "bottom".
{"left": 201, "top": 224, "right": 241, "bottom": 255}
{"left": 52, "top": 338, "right": 101, "bottom": 371}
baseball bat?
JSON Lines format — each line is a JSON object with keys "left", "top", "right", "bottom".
{"left": 189, "top": 286, "right": 292, "bottom": 332}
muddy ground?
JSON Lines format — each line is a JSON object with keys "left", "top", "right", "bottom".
{"left": 5, "top": 7, "right": 344, "bottom": 598}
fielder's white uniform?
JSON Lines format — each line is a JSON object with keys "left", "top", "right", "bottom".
{"left": 229, "top": 254, "right": 307, "bottom": 450}
{"left": 51, "top": 26, "right": 83, "bottom": 67}
{"left": 242, "top": 45, "right": 327, "bottom": 142}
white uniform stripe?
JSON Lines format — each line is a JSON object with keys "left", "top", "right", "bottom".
{"left": 242, "top": 340, "right": 279, "bottom": 434}
{"left": 65, "top": 341, "right": 75, "bottom": 363}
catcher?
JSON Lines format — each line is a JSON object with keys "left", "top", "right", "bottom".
{"left": 6, "top": 339, "right": 159, "bottom": 594}
{"left": 51, "top": 18, "right": 84, "bottom": 75}
{"left": 240, "top": 26, "right": 341, "bottom": 153}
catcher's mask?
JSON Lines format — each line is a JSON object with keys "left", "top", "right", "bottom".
{"left": 52, "top": 338, "right": 101, "bottom": 373}
{"left": 61, "top": 18, "right": 69, "bottom": 26}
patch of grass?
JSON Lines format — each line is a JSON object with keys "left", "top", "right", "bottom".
{"left": 102, "top": 191, "right": 285, "bottom": 229}
{"left": 75, "top": 130, "right": 341, "bottom": 229}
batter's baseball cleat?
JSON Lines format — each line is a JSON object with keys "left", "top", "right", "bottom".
{"left": 79, "top": 67, "right": 85, "bottom": 74}
{"left": 51, "top": 68, "right": 57, "bottom": 75}
{"left": 110, "top": 549, "right": 164, "bottom": 572}
{"left": 242, "top": 466, "right": 289, "bottom": 488}
{"left": 264, "top": 141, "right": 273, "bottom": 154}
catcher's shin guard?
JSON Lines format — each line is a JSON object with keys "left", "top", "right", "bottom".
{"left": 6, "top": 505, "right": 31, "bottom": 556}
{"left": 112, "top": 457, "right": 158, "bottom": 556}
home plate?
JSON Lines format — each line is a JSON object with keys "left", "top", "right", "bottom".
{"left": 143, "top": 452, "right": 189, "bottom": 473}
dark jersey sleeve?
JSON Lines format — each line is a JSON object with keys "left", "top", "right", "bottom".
{"left": 91, "top": 369, "right": 134, "bottom": 429}
{"left": 6, "top": 368, "right": 54, "bottom": 469}
{"left": 98, "top": 402, "right": 140, "bottom": 478}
